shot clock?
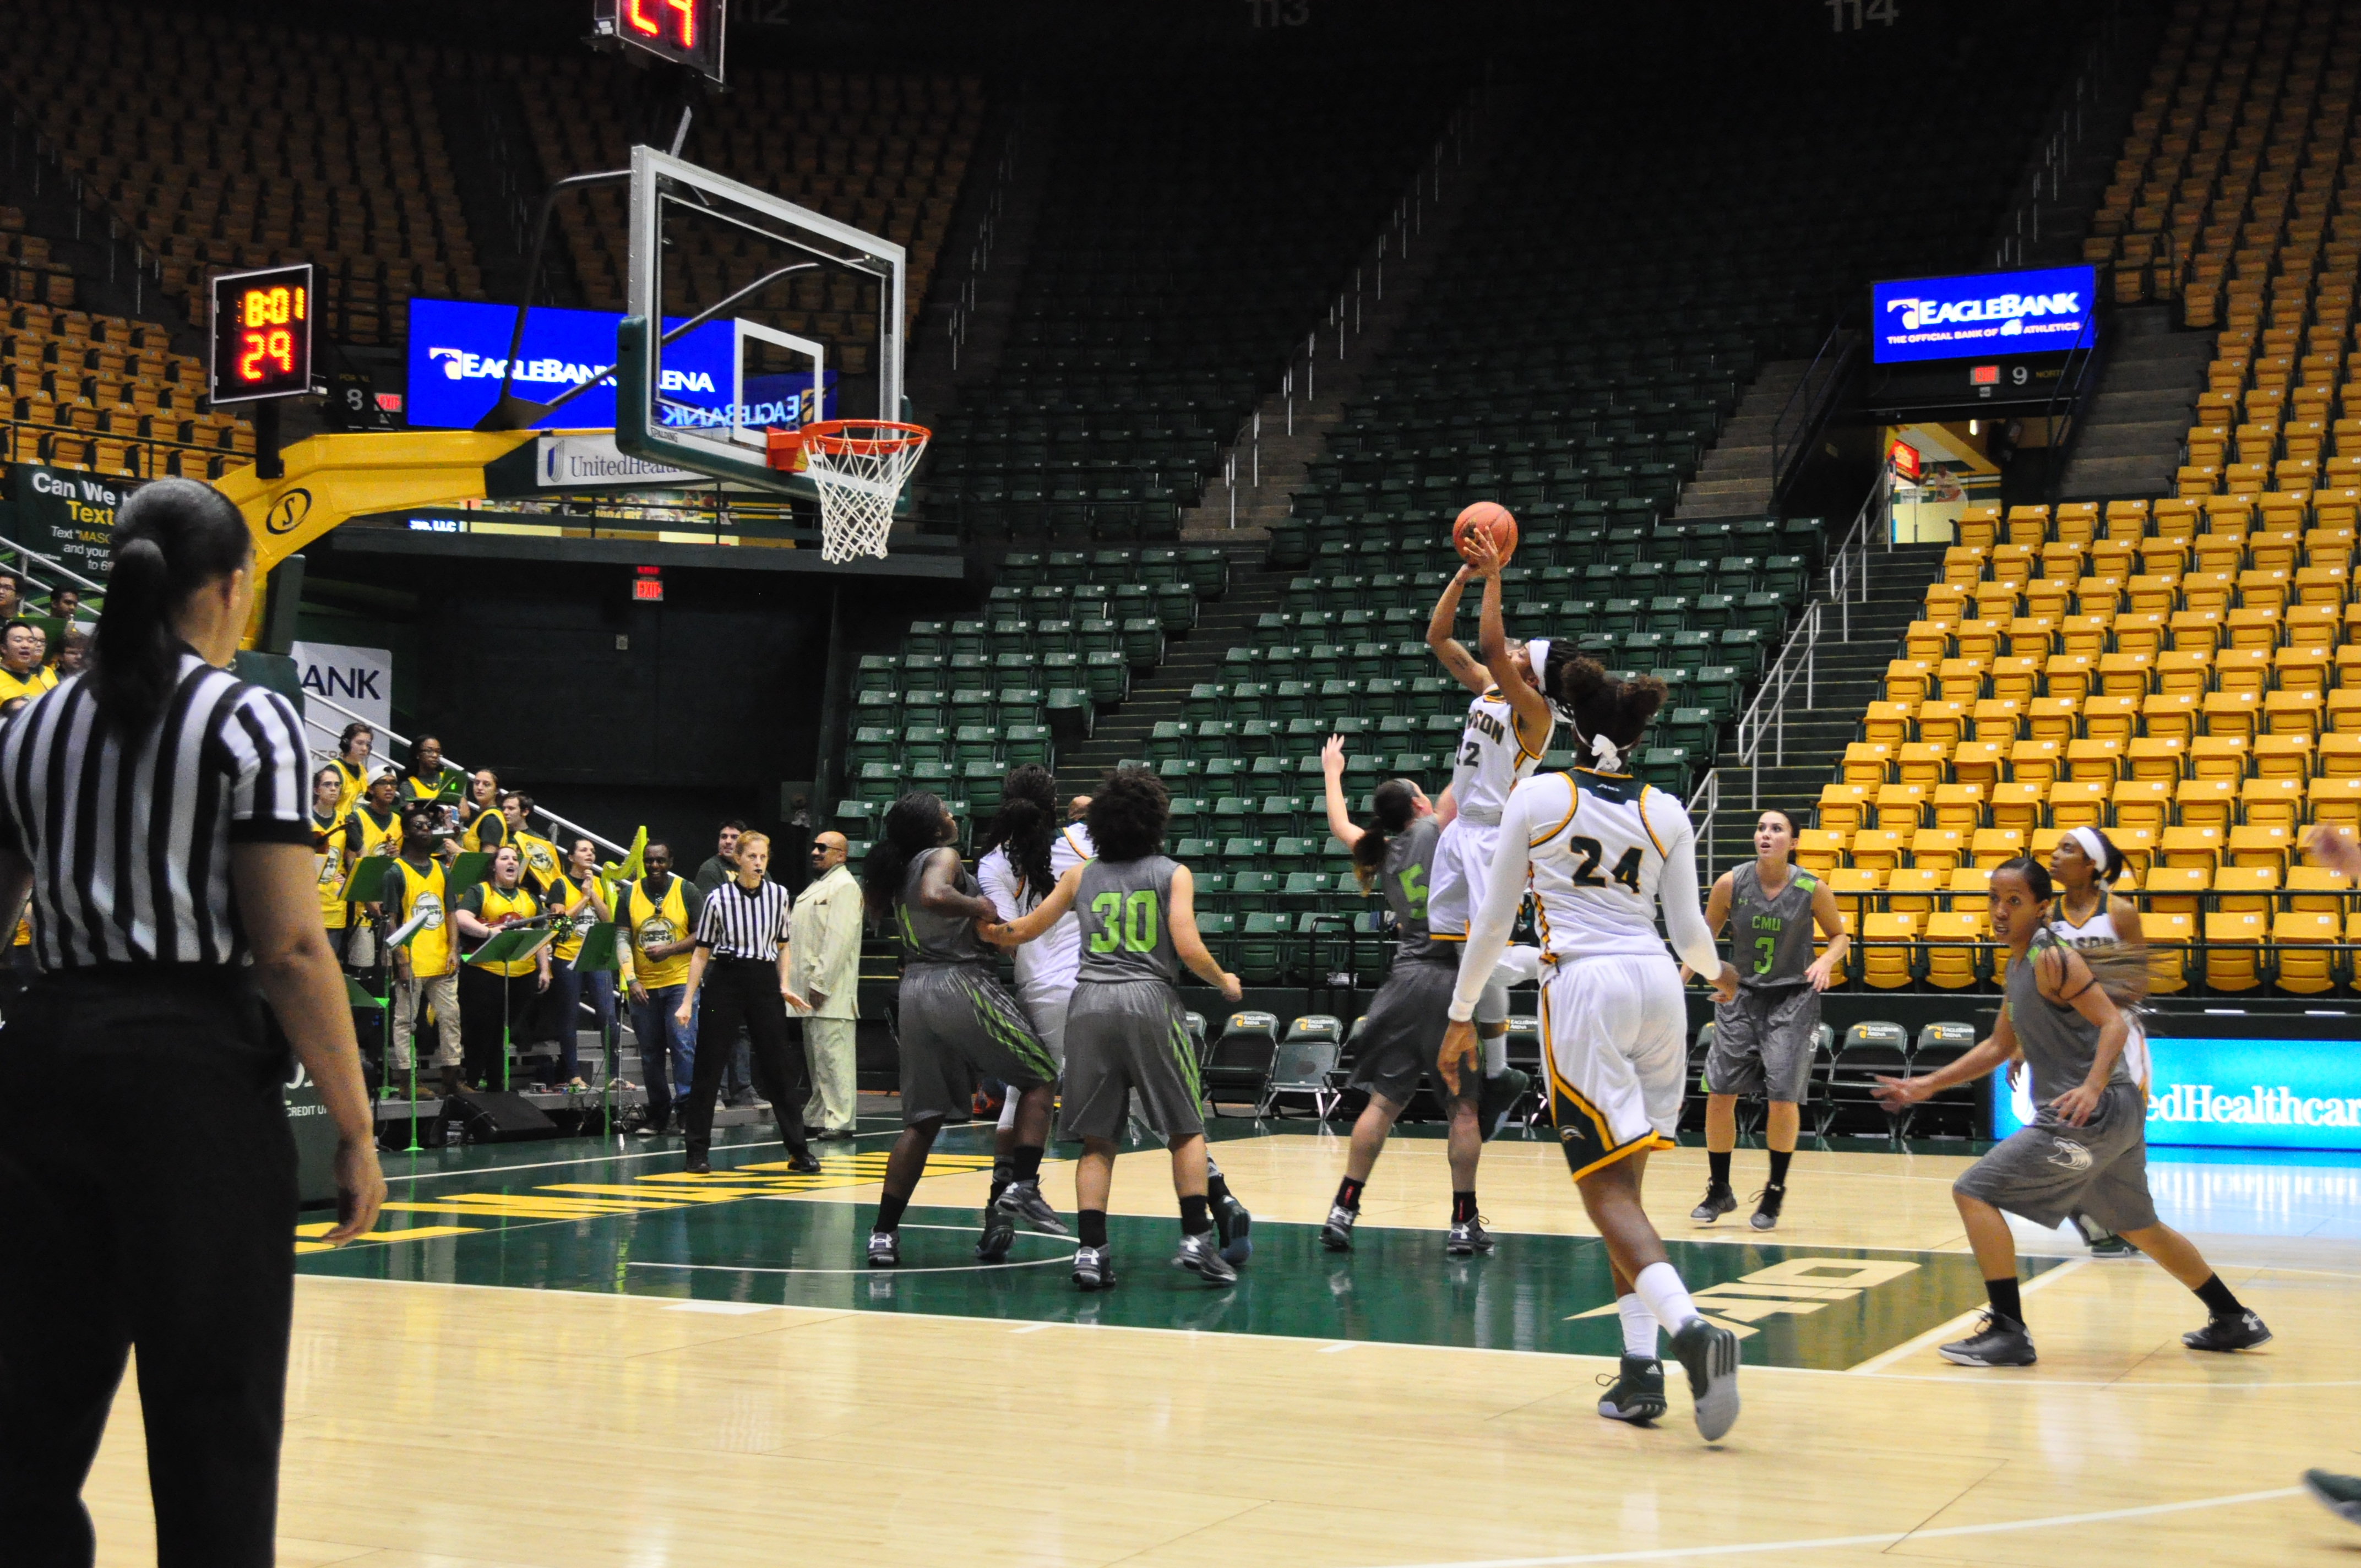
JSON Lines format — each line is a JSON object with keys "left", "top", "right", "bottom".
{"left": 208, "top": 263, "right": 315, "bottom": 405}
{"left": 592, "top": 0, "right": 725, "bottom": 81}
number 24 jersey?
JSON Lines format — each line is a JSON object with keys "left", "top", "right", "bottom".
{"left": 1517, "top": 769, "right": 1693, "bottom": 962}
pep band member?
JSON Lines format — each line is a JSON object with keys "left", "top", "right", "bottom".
{"left": 0, "top": 478, "right": 383, "bottom": 1562}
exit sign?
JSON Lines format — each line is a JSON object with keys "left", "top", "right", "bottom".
{"left": 632, "top": 566, "right": 663, "bottom": 602}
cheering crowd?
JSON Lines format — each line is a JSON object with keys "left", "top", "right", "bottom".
{"left": 307, "top": 722, "right": 867, "bottom": 1152}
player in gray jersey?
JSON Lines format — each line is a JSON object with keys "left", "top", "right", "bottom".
{"left": 859, "top": 793, "right": 1064, "bottom": 1270}
{"left": 1314, "top": 737, "right": 1537, "bottom": 1257}
{"left": 986, "top": 769, "right": 1245, "bottom": 1291}
{"left": 1876, "top": 858, "right": 2268, "bottom": 1366}
{"left": 1691, "top": 810, "right": 1847, "bottom": 1232}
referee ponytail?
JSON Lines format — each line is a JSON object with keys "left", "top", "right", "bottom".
{"left": 93, "top": 478, "right": 253, "bottom": 736}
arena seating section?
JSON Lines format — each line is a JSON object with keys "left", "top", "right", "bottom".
{"left": 2, "top": 7, "right": 481, "bottom": 345}
{"left": 519, "top": 55, "right": 980, "bottom": 378}
{"left": 915, "top": 80, "right": 1447, "bottom": 547}
{"left": 1825, "top": 0, "right": 2361, "bottom": 998}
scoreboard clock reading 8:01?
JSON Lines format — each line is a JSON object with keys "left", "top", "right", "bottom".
{"left": 208, "top": 264, "right": 314, "bottom": 405}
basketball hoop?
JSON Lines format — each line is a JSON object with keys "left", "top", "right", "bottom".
{"left": 771, "top": 418, "right": 931, "bottom": 562}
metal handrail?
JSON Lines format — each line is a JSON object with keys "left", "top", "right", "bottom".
{"left": 297, "top": 686, "right": 629, "bottom": 858}
{"left": 0, "top": 527, "right": 106, "bottom": 595}
{"left": 1825, "top": 469, "right": 1886, "bottom": 641}
{"left": 1769, "top": 323, "right": 1859, "bottom": 494}
{"left": 1686, "top": 767, "right": 1721, "bottom": 883}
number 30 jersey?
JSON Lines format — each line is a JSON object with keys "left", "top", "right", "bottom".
{"left": 1075, "top": 853, "right": 1180, "bottom": 986}
{"left": 1519, "top": 770, "right": 1699, "bottom": 963}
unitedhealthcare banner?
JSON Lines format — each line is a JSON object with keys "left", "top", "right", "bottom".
{"left": 1994, "top": 1035, "right": 2361, "bottom": 1152}
{"left": 405, "top": 298, "right": 835, "bottom": 432}
{"left": 1871, "top": 265, "right": 2096, "bottom": 363}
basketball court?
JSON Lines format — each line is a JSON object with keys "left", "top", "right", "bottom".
{"left": 60, "top": 1124, "right": 2359, "bottom": 1565}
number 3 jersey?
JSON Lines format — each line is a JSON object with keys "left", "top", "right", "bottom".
{"left": 1075, "top": 853, "right": 1180, "bottom": 985}
{"left": 1517, "top": 770, "right": 1713, "bottom": 966}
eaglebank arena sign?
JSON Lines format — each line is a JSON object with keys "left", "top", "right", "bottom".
{"left": 1870, "top": 265, "right": 2097, "bottom": 364}
{"left": 405, "top": 298, "right": 836, "bottom": 432}
{"left": 1995, "top": 1034, "right": 2361, "bottom": 1152}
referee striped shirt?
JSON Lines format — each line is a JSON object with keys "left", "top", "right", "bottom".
{"left": 694, "top": 876, "right": 793, "bottom": 961}
{"left": 0, "top": 652, "right": 312, "bottom": 968}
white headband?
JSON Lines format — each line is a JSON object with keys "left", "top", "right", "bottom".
{"left": 2066, "top": 825, "right": 2113, "bottom": 875}
{"left": 1567, "top": 713, "right": 1622, "bottom": 774}
{"left": 1527, "top": 637, "right": 1552, "bottom": 686}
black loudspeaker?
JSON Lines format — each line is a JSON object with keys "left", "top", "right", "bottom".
{"left": 443, "top": 1091, "right": 561, "bottom": 1144}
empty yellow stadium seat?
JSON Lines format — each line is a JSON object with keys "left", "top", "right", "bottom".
{"left": 2145, "top": 912, "right": 2193, "bottom": 994}
{"left": 1945, "top": 865, "right": 1993, "bottom": 904}
{"left": 2047, "top": 780, "right": 2109, "bottom": 829}
{"left": 1905, "top": 620, "right": 1953, "bottom": 661}
{"left": 2059, "top": 613, "right": 2113, "bottom": 658}
{"left": 1796, "top": 829, "right": 1848, "bottom": 874}
{"left": 2081, "top": 694, "right": 2142, "bottom": 741}
{"left": 1896, "top": 742, "right": 1950, "bottom": 786}
{"left": 2275, "top": 644, "right": 2332, "bottom": 694}
{"left": 1860, "top": 913, "right": 1918, "bottom": 990}
{"left": 1884, "top": 660, "right": 1934, "bottom": 705}
{"left": 1967, "top": 700, "right": 2022, "bottom": 742}
{"left": 1937, "top": 658, "right": 1989, "bottom": 703}
{"left": 2142, "top": 692, "right": 2200, "bottom": 742}
{"left": 1953, "top": 619, "right": 2003, "bottom": 661}
{"left": 1815, "top": 785, "right": 1870, "bottom": 835}
{"left": 1915, "top": 702, "right": 1967, "bottom": 748}
{"left": 1849, "top": 830, "right": 1907, "bottom": 876}
{"left": 2320, "top": 736, "right": 2361, "bottom": 778}
{"left": 1884, "top": 867, "right": 1943, "bottom": 914}
{"left": 2009, "top": 739, "right": 2061, "bottom": 786}
{"left": 2204, "top": 912, "right": 2267, "bottom": 993}
{"left": 2311, "top": 777, "right": 2361, "bottom": 830}
{"left": 2240, "top": 776, "right": 2306, "bottom": 830}
{"left": 2145, "top": 865, "right": 2211, "bottom": 915}
{"left": 2156, "top": 649, "right": 2213, "bottom": 694}
{"left": 1932, "top": 783, "right": 1987, "bottom": 831}
{"left": 1970, "top": 827, "right": 2026, "bottom": 868}
{"left": 2273, "top": 913, "right": 2344, "bottom": 995}
{"left": 1950, "top": 740, "right": 2007, "bottom": 790}
{"left": 1923, "top": 911, "right": 1987, "bottom": 990}
{"left": 2212, "top": 864, "right": 2279, "bottom": 914}
{"left": 1841, "top": 742, "right": 1892, "bottom": 785}
{"left": 2228, "top": 823, "right": 2293, "bottom": 873}
{"left": 2266, "top": 690, "right": 2324, "bottom": 739}
{"left": 2026, "top": 696, "right": 2080, "bottom": 743}
{"left": 1870, "top": 785, "right": 1927, "bottom": 831}
{"left": 2112, "top": 612, "right": 2168, "bottom": 655}
{"left": 1990, "top": 657, "right": 2042, "bottom": 703}
{"left": 2253, "top": 735, "right": 2315, "bottom": 779}
{"left": 1910, "top": 828, "right": 1964, "bottom": 874}
{"left": 2174, "top": 777, "right": 2238, "bottom": 832}
{"left": 2161, "top": 825, "right": 2225, "bottom": 869}
{"left": 2287, "top": 865, "right": 2353, "bottom": 913}
{"left": 2126, "top": 736, "right": 2188, "bottom": 781}
{"left": 1862, "top": 701, "right": 1915, "bottom": 747}
{"left": 2066, "top": 737, "right": 2126, "bottom": 782}
{"left": 2215, "top": 647, "right": 2271, "bottom": 694}
{"left": 2098, "top": 651, "right": 2156, "bottom": 696}
{"left": 1825, "top": 866, "right": 1884, "bottom": 914}
{"left": 1956, "top": 506, "right": 2001, "bottom": 550}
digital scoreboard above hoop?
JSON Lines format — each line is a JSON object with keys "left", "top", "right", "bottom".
{"left": 207, "top": 263, "right": 314, "bottom": 405}
{"left": 592, "top": 0, "right": 725, "bottom": 81}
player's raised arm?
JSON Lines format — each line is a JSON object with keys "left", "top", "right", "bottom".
{"left": 1319, "top": 736, "right": 1366, "bottom": 852}
{"left": 1426, "top": 563, "right": 1492, "bottom": 696}
{"left": 1470, "top": 532, "right": 1553, "bottom": 753}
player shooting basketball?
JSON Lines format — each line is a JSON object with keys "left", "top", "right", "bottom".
{"left": 1421, "top": 508, "right": 1551, "bottom": 1131}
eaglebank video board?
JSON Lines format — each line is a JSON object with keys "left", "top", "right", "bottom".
{"left": 1994, "top": 1034, "right": 2361, "bottom": 1152}
{"left": 1871, "top": 265, "right": 2097, "bottom": 364}
{"left": 405, "top": 298, "right": 835, "bottom": 433}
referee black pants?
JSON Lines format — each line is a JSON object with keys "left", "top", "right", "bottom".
{"left": 0, "top": 969, "right": 297, "bottom": 1568}
{"left": 682, "top": 959, "right": 812, "bottom": 1158}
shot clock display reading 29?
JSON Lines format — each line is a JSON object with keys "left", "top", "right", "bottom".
{"left": 208, "top": 264, "right": 314, "bottom": 405}
{"left": 594, "top": 0, "right": 725, "bottom": 81}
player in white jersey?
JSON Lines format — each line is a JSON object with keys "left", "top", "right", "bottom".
{"left": 2044, "top": 825, "right": 2150, "bottom": 1259}
{"left": 975, "top": 771, "right": 1252, "bottom": 1261}
{"left": 1441, "top": 657, "right": 1744, "bottom": 1441}
{"left": 1423, "top": 530, "right": 1552, "bottom": 1125}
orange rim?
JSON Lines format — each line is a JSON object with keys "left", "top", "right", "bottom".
{"left": 799, "top": 418, "right": 931, "bottom": 455}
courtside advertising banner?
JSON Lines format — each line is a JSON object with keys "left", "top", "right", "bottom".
{"left": 1994, "top": 1034, "right": 2361, "bottom": 1152}
{"left": 1871, "top": 265, "right": 2097, "bottom": 363}
{"left": 406, "top": 298, "right": 834, "bottom": 432}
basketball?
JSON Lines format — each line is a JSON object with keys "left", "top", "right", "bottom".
{"left": 1452, "top": 501, "right": 1519, "bottom": 563}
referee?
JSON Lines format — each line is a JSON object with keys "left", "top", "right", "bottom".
{"left": 0, "top": 479, "right": 384, "bottom": 1564}
{"left": 673, "top": 830, "right": 821, "bottom": 1176}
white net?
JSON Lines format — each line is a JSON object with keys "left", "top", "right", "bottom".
{"left": 804, "top": 422, "right": 929, "bottom": 563}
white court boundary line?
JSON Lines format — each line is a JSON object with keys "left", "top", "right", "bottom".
{"left": 1349, "top": 1486, "right": 2303, "bottom": 1568}
{"left": 628, "top": 1223, "right": 1078, "bottom": 1278}
{"left": 1846, "top": 1256, "right": 2088, "bottom": 1374}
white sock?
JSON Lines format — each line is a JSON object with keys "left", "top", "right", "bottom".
{"left": 996, "top": 1092, "right": 1018, "bottom": 1133}
{"left": 1633, "top": 1260, "right": 1700, "bottom": 1335}
{"left": 1617, "top": 1293, "right": 1658, "bottom": 1358}
{"left": 1482, "top": 1032, "right": 1508, "bottom": 1075}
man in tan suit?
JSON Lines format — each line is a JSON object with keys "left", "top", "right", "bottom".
{"left": 790, "top": 831, "right": 864, "bottom": 1137}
